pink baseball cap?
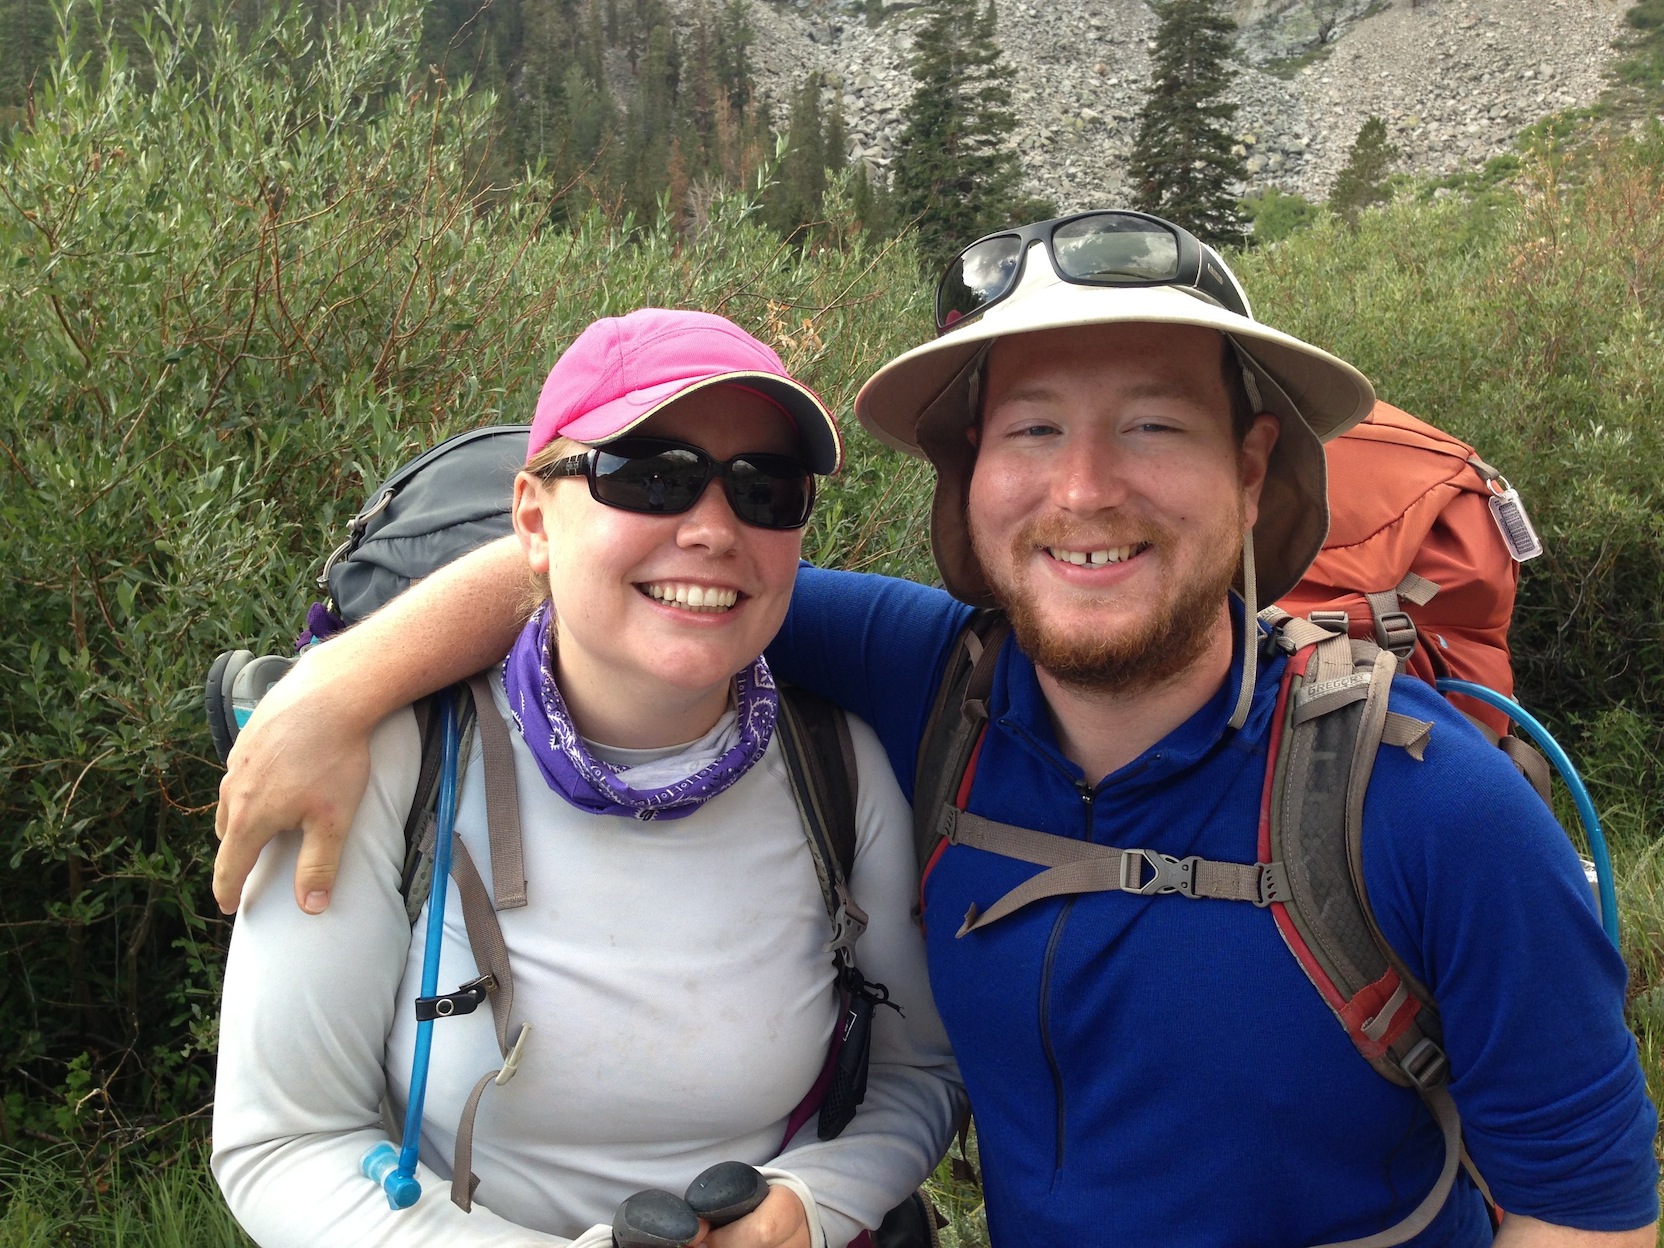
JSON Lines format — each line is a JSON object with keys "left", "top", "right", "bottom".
{"left": 528, "top": 309, "right": 843, "bottom": 473}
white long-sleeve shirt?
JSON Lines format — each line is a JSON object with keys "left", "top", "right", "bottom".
{"left": 213, "top": 674, "right": 962, "bottom": 1248}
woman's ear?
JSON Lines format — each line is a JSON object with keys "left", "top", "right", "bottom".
{"left": 512, "top": 473, "right": 553, "bottom": 576}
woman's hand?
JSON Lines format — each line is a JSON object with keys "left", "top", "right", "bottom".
{"left": 698, "top": 1185, "right": 812, "bottom": 1248}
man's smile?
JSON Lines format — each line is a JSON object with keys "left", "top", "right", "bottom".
{"left": 1043, "top": 543, "right": 1151, "bottom": 567}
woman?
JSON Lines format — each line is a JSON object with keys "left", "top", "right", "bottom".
{"left": 212, "top": 309, "right": 961, "bottom": 1248}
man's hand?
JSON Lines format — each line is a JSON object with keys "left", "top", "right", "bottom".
{"left": 699, "top": 1186, "right": 812, "bottom": 1248}
{"left": 213, "top": 649, "right": 373, "bottom": 914}
{"left": 210, "top": 535, "right": 530, "bottom": 914}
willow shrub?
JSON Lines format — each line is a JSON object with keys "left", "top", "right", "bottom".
{"left": 1236, "top": 130, "right": 1664, "bottom": 855}
{"left": 8, "top": 0, "right": 1663, "bottom": 1172}
{"left": 0, "top": 0, "right": 933, "bottom": 1146}
{"left": 1235, "top": 137, "right": 1664, "bottom": 1104}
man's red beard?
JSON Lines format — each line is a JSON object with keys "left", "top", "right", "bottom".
{"left": 970, "top": 508, "right": 1246, "bottom": 697}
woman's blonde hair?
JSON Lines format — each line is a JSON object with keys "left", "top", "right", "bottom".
{"left": 525, "top": 435, "right": 585, "bottom": 478}
{"left": 517, "top": 435, "right": 587, "bottom": 617}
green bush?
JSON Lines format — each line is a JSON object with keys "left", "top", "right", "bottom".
{"left": 0, "top": 0, "right": 934, "bottom": 1154}
{"left": 1234, "top": 127, "right": 1664, "bottom": 854}
{"left": 4, "top": 0, "right": 1663, "bottom": 1230}
{"left": 1240, "top": 187, "right": 1320, "bottom": 244}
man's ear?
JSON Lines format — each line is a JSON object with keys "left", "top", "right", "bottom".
{"left": 966, "top": 423, "right": 980, "bottom": 449}
{"left": 512, "top": 473, "right": 553, "bottom": 575}
{"left": 1238, "top": 413, "right": 1280, "bottom": 528}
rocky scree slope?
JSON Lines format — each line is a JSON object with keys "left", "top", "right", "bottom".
{"left": 725, "top": 0, "right": 1625, "bottom": 212}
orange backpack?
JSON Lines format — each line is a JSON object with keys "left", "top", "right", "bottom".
{"left": 1276, "top": 402, "right": 1523, "bottom": 737}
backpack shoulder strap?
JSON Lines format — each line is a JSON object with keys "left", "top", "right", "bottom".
{"left": 1264, "top": 624, "right": 1443, "bottom": 1077}
{"left": 776, "top": 684, "right": 864, "bottom": 974}
{"left": 401, "top": 676, "right": 528, "bottom": 922}
{"left": 400, "top": 684, "right": 477, "bottom": 923}
{"left": 399, "top": 673, "right": 533, "bottom": 1212}
{"left": 1263, "top": 622, "right": 1463, "bottom": 1248}
{"left": 912, "top": 609, "right": 1010, "bottom": 921}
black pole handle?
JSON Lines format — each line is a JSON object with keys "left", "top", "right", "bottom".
{"left": 612, "top": 1162, "right": 770, "bottom": 1248}
{"left": 612, "top": 1189, "right": 701, "bottom": 1248}
{"left": 684, "top": 1160, "right": 770, "bottom": 1226}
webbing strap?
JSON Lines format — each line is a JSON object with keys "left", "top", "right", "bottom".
{"left": 1394, "top": 571, "right": 1440, "bottom": 607}
{"left": 1381, "top": 712, "right": 1433, "bottom": 761}
{"left": 1293, "top": 672, "right": 1373, "bottom": 723}
{"left": 948, "top": 810, "right": 1286, "bottom": 935}
{"left": 961, "top": 616, "right": 1005, "bottom": 725}
{"left": 1460, "top": 1143, "right": 1497, "bottom": 1211}
{"left": 451, "top": 838, "right": 514, "bottom": 1053}
{"left": 440, "top": 688, "right": 529, "bottom": 1213}
{"left": 449, "top": 1067, "right": 495, "bottom": 1210}
{"left": 1310, "top": 1084, "right": 1461, "bottom": 1248}
{"left": 1313, "top": 630, "right": 1357, "bottom": 685}
{"left": 465, "top": 674, "right": 527, "bottom": 911}
{"left": 1497, "top": 734, "right": 1552, "bottom": 804}
{"left": 1275, "top": 614, "right": 1341, "bottom": 652}
{"left": 1466, "top": 452, "right": 1503, "bottom": 484}
{"left": 1227, "top": 533, "right": 1259, "bottom": 731}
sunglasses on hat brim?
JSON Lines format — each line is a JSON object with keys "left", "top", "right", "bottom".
{"left": 935, "top": 210, "right": 1251, "bottom": 334}
{"left": 540, "top": 437, "right": 816, "bottom": 531}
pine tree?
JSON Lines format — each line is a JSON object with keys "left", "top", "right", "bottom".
{"left": 850, "top": 163, "right": 898, "bottom": 241}
{"left": 823, "top": 96, "right": 848, "bottom": 178}
{"left": 564, "top": 60, "right": 617, "bottom": 162}
{"left": 686, "top": 4, "right": 719, "bottom": 146}
{"left": 1327, "top": 115, "right": 1400, "bottom": 226}
{"left": 1127, "top": 0, "right": 1247, "bottom": 245}
{"left": 891, "top": 0, "right": 1042, "bottom": 270}
{"left": 579, "top": 1, "right": 607, "bottom": 93}
{"left": 516, "top": 0, "right": 576, "bottom": 165}
{"left": 767, "top": 73, "right": 831, "bottom": 242}
{"left": 714, "top": 0, "right": 753, "bottom": 113}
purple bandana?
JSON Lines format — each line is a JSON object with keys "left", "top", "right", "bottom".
{"left": 502, "top": 603, "right": 779, "bottom": 820}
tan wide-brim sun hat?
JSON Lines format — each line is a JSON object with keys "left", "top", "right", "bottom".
{"left": 854, "top": 242, "right": 1377, "bottom": 607}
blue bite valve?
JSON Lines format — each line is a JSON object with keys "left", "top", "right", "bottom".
{"left": 361, "top": 1141, "right": 422, "bottom": 1210}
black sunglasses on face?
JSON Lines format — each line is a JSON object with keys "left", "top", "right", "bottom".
{"left": 541, "top": 437, "right": 816, "bottom": 530}
{"left": 935, "top": 209, "right": 1251, "bottom": 334}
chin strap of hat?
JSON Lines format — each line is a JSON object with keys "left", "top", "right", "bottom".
{"left": 1227, "top": 531, "right": 1258, "bottom": 731}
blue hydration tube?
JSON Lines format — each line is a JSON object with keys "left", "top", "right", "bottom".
{"left": 1436, "top": 679, "right": 1619, "bottom": 949}
{"left": 361, "top": 688, "right": 461, "bottom": 1209}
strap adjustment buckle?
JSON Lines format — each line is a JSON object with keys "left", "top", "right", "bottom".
{"left": 1254, "top": 862, "right": 1292, "bottom": 907}
{"left": 1374, "top": 610, "right": 1419, "bottom": 658}
{"left": 494, "top": 1023, "right": 532, "bottom": 1086}
{"left": 824, "top": 884, "right": 870, "bottom": 963}
{"left": 415, "top": 974, "right": 496, "bottom": 1022}
{"left": 1307, "top": 610, "right": 1352, "bottom": 636}
{"left": 1399, "top": 1037, "right": 1450, "bottom": 1091}
{"left": 1118, "top": 848, "right": 1202, "bottom": 898}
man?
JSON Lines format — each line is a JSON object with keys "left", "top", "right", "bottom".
{"left": 214, "top": 211, "right": 1659, "bottom": 1245}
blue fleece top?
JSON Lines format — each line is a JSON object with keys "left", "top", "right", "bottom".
{"left": 769, "top": 565, "right": 1658, "bottom": 1247}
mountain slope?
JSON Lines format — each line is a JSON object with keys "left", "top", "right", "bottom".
{"left": 737, "top": 0, "right": 1624, "bottom": 209}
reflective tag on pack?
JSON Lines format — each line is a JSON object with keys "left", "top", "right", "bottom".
{"left": 1488, "top": 486, "right": 1543, "bottom": 562}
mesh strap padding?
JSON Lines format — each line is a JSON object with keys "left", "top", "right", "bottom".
{"left": 776, "top": 686, "right": 862, "bottom": 963}
{"left": 911, "top": 611, "right": 1010, "bottom": 921}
